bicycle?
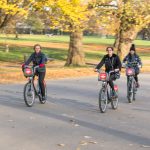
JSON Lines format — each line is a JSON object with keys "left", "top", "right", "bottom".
{"left": 23, "top": 65, "right": 47, "bottom": 107}
{"left": 122, "top": 62, "right": 140, "bottom": 103}
{"left": 96, "top": 69, "right": 119, "bottom": 113}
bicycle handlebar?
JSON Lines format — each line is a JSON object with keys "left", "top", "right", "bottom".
{"left": 23, "top": 65, "right": 39, "bottom": 73}
{"left": 96, "top": 69, "right": 119, "bottom": 74}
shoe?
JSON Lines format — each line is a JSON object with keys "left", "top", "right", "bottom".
{"left": 107, "top": 100, "right": 111, "bottom": 104}
{"left": 136, "top": 82, "right": 140, "bottom": 88}
{"left": 111, "top": 90, "right": 117, "bottom": 99}
{"left": 42, "top": 96, "right": 46, "bottom": 101}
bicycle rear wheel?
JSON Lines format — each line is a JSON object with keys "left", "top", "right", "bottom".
{"left": 24, "top": 82, "right": 35, "bottom": 107}
{"left": 99, "top": 88, "right": 108, "bottom": 113}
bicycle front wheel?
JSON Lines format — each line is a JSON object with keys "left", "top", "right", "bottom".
{"left": 133, "top": 80, "right": 137, "bottom": 101}
{"left": 24, "top": 82, "right": 35, "bottom": 107}
{"left": 111, "top": 91, "right": 119, "bottom": 110}
{"left": 127, "top": 79, "right": 134, "bottom": 103}
{"left": 99, "top": 88, "right": 108, "bottom": 113}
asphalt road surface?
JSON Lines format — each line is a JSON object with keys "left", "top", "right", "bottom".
{"left": 0, "top": 74, "right": 150, "bottom": 150}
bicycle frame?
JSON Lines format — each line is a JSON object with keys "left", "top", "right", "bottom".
{"left": 25, "top": 65, "right": 41, "bottom": 95}
{"left": 124, "top": 62, "right": 138, "bottom": 102}
{"left": 98, "top": 69, "right": 119, "bottom": 92}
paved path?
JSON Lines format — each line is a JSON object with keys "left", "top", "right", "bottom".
{"left": 0, "top": 74, "right": 150, "bottom": 150}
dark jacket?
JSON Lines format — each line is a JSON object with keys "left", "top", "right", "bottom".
{"left": 123, "top": 53, "right": 142, "bottom": 64}
{"left": 96, "top": 54, "right": 122, "bottom": 72}
{"left": 25, "top": 52, "right": 47, "bottom": 72}
{"left": 123, "top": 53, "right": 142, "bottom": 74}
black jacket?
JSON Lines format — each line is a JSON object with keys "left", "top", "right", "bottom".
{"left": 96, "top": 54, "right": 121, "bottom": 72}
{"left": 25, "top": 52, "right": 47, "bottom": 72}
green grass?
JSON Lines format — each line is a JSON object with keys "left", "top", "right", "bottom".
{"left": 0, "top": 34, "right": 149, "bottom": 63}
{"left": 0, "top": 34, "right": 70, "bottom": 43}
{"left": 1, "top": 45, "right": 149, "bottom": 64}
{"left": 0, "top": 45, "right": 105, "bottom": 62}
{"left": 0, "top": 34, "right": 149, "bottom": 46}
{"left": 0, "top": 46, "right": 68, "bottom": 62}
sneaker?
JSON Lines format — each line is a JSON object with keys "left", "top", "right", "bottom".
{"left": 136, "top": 82, "right": 140, "bottom": 88}
{"left": 42, "top": 96, "right": 46, "bottom": 101}
{"left": 111, "top": 90, "right": 117, "bottom": 99}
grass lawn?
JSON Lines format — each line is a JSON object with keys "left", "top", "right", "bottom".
{"left": 0, "top": 34, "right": 149, "bottom": 62}
{"left": 0, "top": 34, "right": 150, "bottom": 45}
{"left": 0, "top": 34, "right": 149, "bottom": 83}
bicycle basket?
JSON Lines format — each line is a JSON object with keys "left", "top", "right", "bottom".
{"left": 126, "top": 68, "right": 135, "bottom": 76}
{"left": 98, "top": 73, "right": 108, "bottom": 81}
{"left": 23, "top": 67, "right": 34, "bottom": 77}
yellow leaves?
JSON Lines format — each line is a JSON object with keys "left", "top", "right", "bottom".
{"left": 35, "top": 0, "right": 112, "bottom": 31}
{"left": 0, "top": 0, "right": 31, "bottom": 16}
{"left": 35, "top": 0, "right": 92, "bottom": 31}
{"left": 112, "top": 0, "right": 150, "bottom": 32}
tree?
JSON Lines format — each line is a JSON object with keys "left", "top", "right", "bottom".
{"left": 0, "top": 0, "right": 32, "bottom": 29}
{"left": 113, "top": 0, "right": 150, "bottom": 59}
{"left": 25, "top": 12, "right": 45, "bottom": 34}
{"left": 35, "top": 0, "right": 112, "bottom": 66}
{"left": 0, "top": 0, "right": 32, "bottom": 52}
{"left": 90, "top": 0, "right": 150, "bottom": 59}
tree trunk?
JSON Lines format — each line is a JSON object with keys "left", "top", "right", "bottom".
{"left": 113, "top": 32, "right": 120, "bottom": 50}
{"left": 65, "top": 30, "right": 85, "bottom": 66}
{"left": 116, "top": 28, "right": 138, "bottom": 60}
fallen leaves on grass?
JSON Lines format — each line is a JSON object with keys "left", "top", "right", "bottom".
{"left": 0, "top": 67, "right": 96, "bottom": 84}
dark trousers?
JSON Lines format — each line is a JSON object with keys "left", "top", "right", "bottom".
{"left": 34, "top": 71, "right": 46, "bottom": 97}
{"left": 39, "top": 72, "right": 46, "bottom": 97}
{"left": 134, "top": 74, "right": 138, "bottom": 82}
{"left": 108, "top": 74, "right": 116, "bottom": 91}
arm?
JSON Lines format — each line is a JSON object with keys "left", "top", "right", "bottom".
{"left": 116, "top": 55, "right": 122, "bottom": 71}
{"left": 123, "top": 55, "right": 128, "bottom": 63}
{"left": 137, "top": 56, "right": 142, "bottom": 66}
{"left": 39, "top": 53, "right": 47, "bottom": 68}
{"left": 25, "top": 53, "right": 34, "bottom": 65}
{"left": 95, "top": 56, "right": 105, "bottom": 69}
{"left": 41, "top": 53, "right": 47, "bottom": 64}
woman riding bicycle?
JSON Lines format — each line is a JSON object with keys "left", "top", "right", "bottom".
{"left": 122, "top": 44, "right": 142, "bottom": 88}
{"left": 95, "top": 47, "right": 122, "bottom": 96}
{"left": 22, "top": 44, "right": 47, "bottom": 101}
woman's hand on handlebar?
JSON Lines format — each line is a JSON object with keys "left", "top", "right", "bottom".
{"left": 94, "top": 68, "right": 99, "bottom": 72}
{"left": 114, "top": 68, "right": 120, "bottom": 72}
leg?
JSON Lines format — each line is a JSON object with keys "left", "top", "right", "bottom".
{"left": 134, "top": 73, "right": 139, "bottom": 88}
{"left": 38, "top": 72, "right": 46, "bottom": 97}
{"left": 108, "top": 74, "right": 115, "bottom": 91}
{"left": 108, "top": 74, "right": 117, "bottom": 97}
{"left": 108, "top": 80, "right": 114, "bottom": 91}
{"left": 134, "top": 74, "right": 138, "bottom": 82}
